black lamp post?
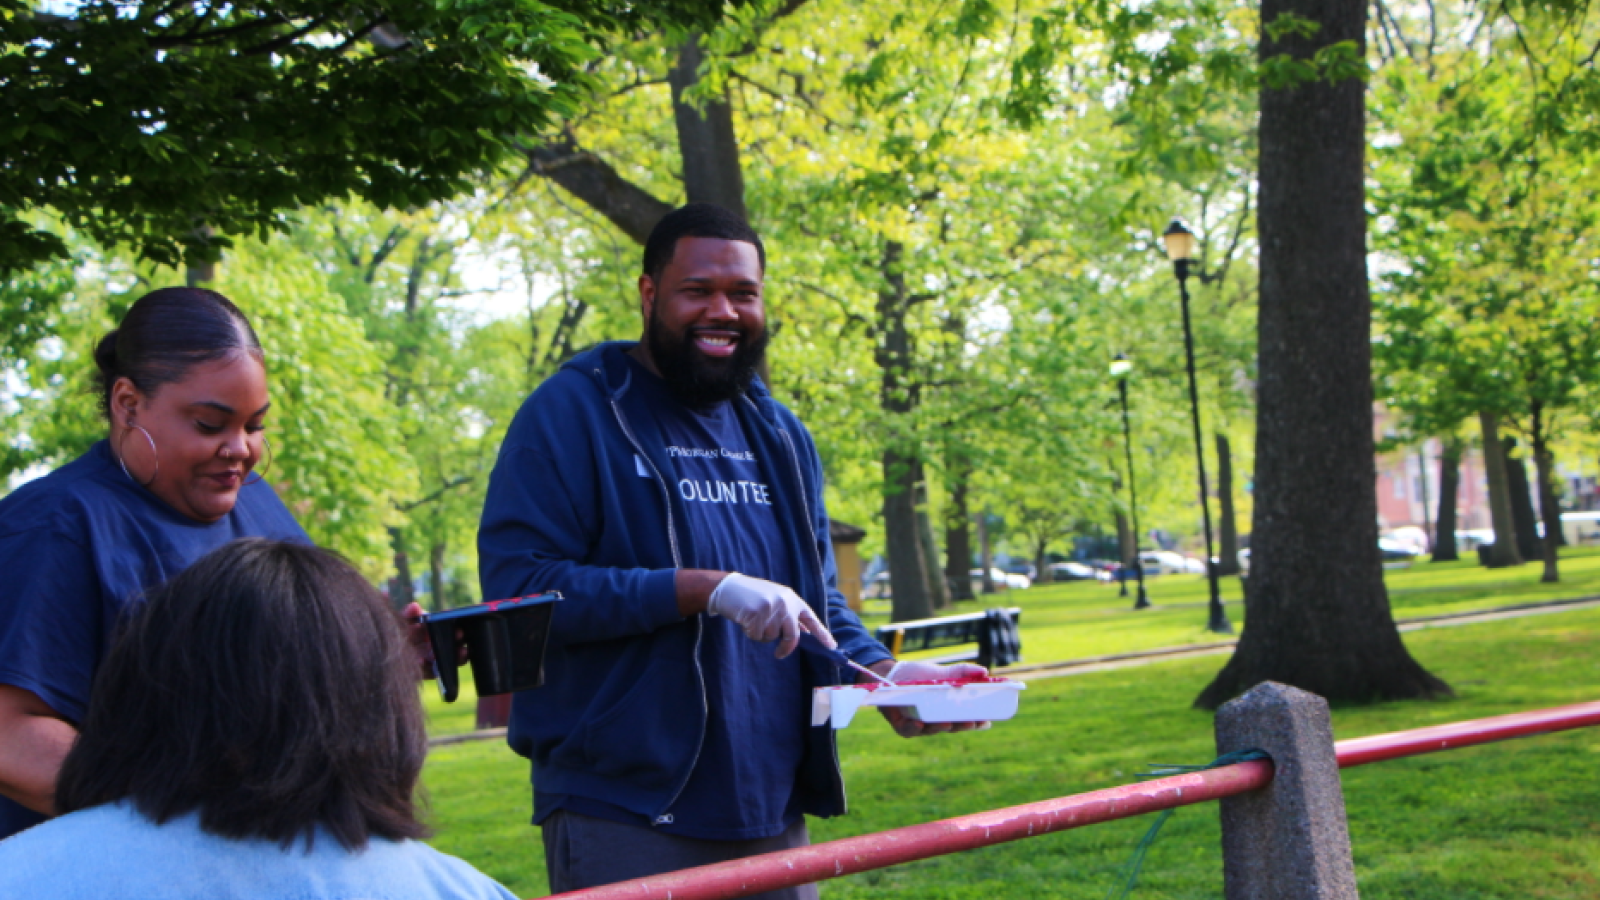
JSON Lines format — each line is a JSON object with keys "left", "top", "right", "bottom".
{"left": 1162, "top": 219, "right": 1232, "bottom": 634}
{"left": 1110, "top": 354, "right": 1150, "bottom": 609}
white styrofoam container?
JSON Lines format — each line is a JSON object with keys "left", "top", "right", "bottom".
{"left": 811, "top": 679, "right": 1026, "bottom": 728}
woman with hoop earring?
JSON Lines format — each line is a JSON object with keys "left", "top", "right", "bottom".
{"left": 0, "top": 286, "right": 309, "bottom": 841}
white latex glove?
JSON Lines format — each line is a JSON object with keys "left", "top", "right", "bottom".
{"left": 877, "top": 660, "right": 992, "bottom": 737}
{"left": 707, "top": 573, "right": 834, "bottom": 658}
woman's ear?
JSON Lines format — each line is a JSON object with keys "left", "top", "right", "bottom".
{"left": 109, "top": 376, "right": 142, "bottom": 424}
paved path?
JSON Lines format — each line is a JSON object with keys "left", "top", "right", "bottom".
{"left": 427, "top": 595, "right": 1600, "bottom": 747}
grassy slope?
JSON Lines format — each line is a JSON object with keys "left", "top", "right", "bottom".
{"left": 422, "top": 603, "right": 1600, "bottom": 898}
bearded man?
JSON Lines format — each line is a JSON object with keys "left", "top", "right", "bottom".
{"left": 478, "top": 204, "right": 984, "bottom": 899}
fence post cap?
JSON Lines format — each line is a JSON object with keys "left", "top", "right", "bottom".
{"left": 1218, "top": 680, "right": 1331, "bottom": 720}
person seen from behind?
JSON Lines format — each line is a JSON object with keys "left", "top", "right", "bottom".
{"left": 0, "top": 538, "right": 518, "bottom": 900}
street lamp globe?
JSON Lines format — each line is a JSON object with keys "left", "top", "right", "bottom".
{"left": 1109, "top": 354, "right": 1133, "bottom": 379}
{"left": 1162, "top": 219, "right": 1197, "bottom": 263}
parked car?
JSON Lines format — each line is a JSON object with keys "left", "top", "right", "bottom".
{"left": 1561, "top": 511, "right": 1600, "bottom": 546}
{"left": 1378, "top": 537, "right": 1421, "bottom": 567}
{"left": 1048, "top": 561, "right": 1100, "bottom": 582}
{"left": 865, "top": 571, "right": 893, "bottom": 599}
{"left": 1382, "top": 527, "right": 1429, "bottom": 556}
{"left": 1238, "top": 540, "right": 1420, "bottom": 574}
{"left": 1000, "top": 562, "right": 1038, "bottom": 582}
{"left": 969, "top": 568, "right": 1031, "bottom": 592}
{"left": 1139, "top": 550, "right": 1204, "bottom": 575}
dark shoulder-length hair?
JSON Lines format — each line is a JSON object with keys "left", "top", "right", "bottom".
{"left": 56, "top": 539, "right": 429, "bottom": 850}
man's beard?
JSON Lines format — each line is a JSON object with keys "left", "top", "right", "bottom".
{"left": 647, "top": 310, "right": 768, "bottom": 408}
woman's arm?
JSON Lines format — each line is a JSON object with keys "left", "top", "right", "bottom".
{"left": 0, "top": 685, "right": 76, "bottom": 816}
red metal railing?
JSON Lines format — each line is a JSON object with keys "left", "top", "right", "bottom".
{"left": 535, "top": 700, "right": 1600, "bottom": 900}
{"left": 1334, "top": 700, "right": 1600, "bottom": 767}
{"left": 541, "top": 761, "right": 1273, "bottom": 900}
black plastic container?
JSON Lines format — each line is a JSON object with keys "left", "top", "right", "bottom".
{"left": 423, "top": 593, "right": 561, "bottom": 702}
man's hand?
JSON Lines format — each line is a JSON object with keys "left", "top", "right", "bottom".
{"left": 707, "top": 573, "right": 834, "bottom": 659}
{"left": 865, "top": 660, "right": 992, "bottom": 738}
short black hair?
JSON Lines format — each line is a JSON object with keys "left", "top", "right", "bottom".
{"left": 56, "top": 539, "right": 429, "bottom": 851}
{"left": 641, "top": 203, "right": 766, "bottom": 285}
{"left": 93, "top": 287, "right": 262, "bottom": 421}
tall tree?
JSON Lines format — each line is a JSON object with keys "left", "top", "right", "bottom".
{"left": 1369, "top": 0, "right": 1600, "bottom": 582}
{"left": 1196, "top": 0, "right": 1450, "bottom": 706}
{"left": 1503, "top": 438, "right": 1543, "bottom": 562}
{"left": 1478, "top": 413, "right": 1525, "bottom": 567}
{"left": 1431, "top": 436, "right": 1462, "bottom": 563}
{"left": 1214, "top": 432, "right": 1242, "bottom": 576}
{"left": 943, "top": 458, "right": 977, "bottom": 601}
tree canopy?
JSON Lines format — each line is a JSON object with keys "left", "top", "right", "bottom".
{"left": 0, "top": 0, "right": 734, "bottom": 275}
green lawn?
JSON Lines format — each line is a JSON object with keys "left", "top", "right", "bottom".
{"left": 420, "top": 548, "right": 1600, "bottom": 739}
{"left": 864, "top": 546, "right": 1600, "bottom": 666}
{"left": 420, "top": 601, "right": 1600, "bottom": 898}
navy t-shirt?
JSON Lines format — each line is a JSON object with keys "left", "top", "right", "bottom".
{"left": 545, "top": 359, "right": 808, "bottom": 840}
{"left": 0, "top": 440, "right": 308, "bottom": 839}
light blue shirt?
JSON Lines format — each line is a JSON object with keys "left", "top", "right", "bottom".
{"left": 0, "top": 802, "right": 519, "bottom": 900}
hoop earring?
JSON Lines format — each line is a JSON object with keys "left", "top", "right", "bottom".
{"left": 118, "top": 423, "right": 159, "bottom": 488}
{"left": 244, "top": 438, "right": 273, "bottom": 487}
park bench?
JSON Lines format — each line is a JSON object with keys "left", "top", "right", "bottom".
{"left": 873, "top": 607, "right": 1022, "bottom": 669}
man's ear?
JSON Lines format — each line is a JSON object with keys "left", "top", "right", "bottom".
{"left": 638, "top": 273, "right": 656, "bottom": 324}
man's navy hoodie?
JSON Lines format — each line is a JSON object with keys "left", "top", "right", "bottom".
{"left": 478, "top": 341, "right": 891, "bottom": 826}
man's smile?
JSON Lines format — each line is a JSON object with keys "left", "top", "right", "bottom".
{"left": 691, "top": 330, "right": 741, "bottom": 358}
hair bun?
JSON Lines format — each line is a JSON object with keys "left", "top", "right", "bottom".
{"left": 93, "top": 329, "right": 120, "bottom": 377}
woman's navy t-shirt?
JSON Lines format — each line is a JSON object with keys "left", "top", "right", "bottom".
{"left": 0, "top": 440, "right": 308, "bottom": 839}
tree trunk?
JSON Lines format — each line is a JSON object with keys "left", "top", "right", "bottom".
{"left": 1503, "top": 438, "right": 1542, "bottom": 562}
{"left": 429, "top": 541, "right": 447, "bottom": 611}
{"left": 978, "top": 508, "right": 996, "bottom": 594}
{"left": 1214, "top": 432, "right": 1242, "bottom": 576}
{"left": 1431, "top": 437, "right": 1461, "bottom": 562}
{"left": 1114, "top": 493, "right": 1134, "bottom": 569}
{"left": 1196, "top": 0, "right": 1450, "bottom": 707}
{"left": 186, "top": 225, "right": 216, "bottom": 286}
{"left": 523, "top": 32, "right": 749, "bottom": 245}
{"left": 1416, "top": 447, "right": 1434, "bottom": 551}
{"left": 877, "top": 241, "right": 933, "bottom": 622}
{"left": 388, "top": 526, "right": 415, "bottom": 612}
{"left": 1478, "top": 412, "right": 1523, "bottom": 567}
{"left": 883, "top": 449, "right": 934, "bottom": 622}
{"left": 670, "top": 36, "right": 748, "bottom": 219}
{"left": 944, "top": 468, "right": 976, "bottom": 600}
{"left": 914, "top": 473, "right": 952, "bottom": 611}
{"left": 186, "top": 260, "right": 215, "bottom": 287}
{"left": 1529, "top": 401, "right": 1561, "bottom": 583}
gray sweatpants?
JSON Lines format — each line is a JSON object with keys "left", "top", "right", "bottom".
{"left": 541, "top": 810, "right": 820, "bottom": 900}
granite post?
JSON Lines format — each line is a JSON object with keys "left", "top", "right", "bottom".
{"left": 1215, "top": 681, "right": 1359, "bottom": 899}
